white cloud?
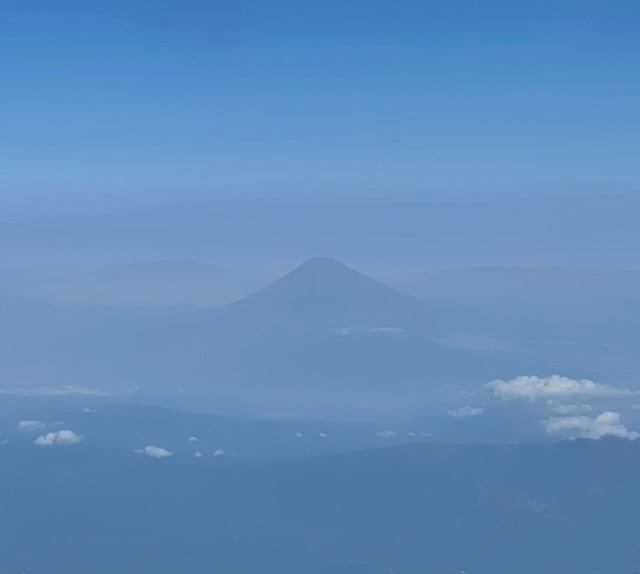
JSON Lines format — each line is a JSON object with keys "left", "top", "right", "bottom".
{"left": 213, "top": 449, "right": 226, "bottom": 456}
{"left": 295, "top": 432, "right": 304, "bottom": 438}
{"left": 376, "top": 430, "right": 398, "bottom": 438}
{"left": 407, "top": 431, "right": 432, "bottom": 438}
{"left": 488, "top": 375, "right": 634, "bottom": 402}
{"left": 318, "top": 432, "right": 328, "bottom": 438}
{"left": 546, "top": 401, "right": 593, "bottom": 415}
{"left": 18, "top": 420, "right": 45, "bottom": 431}
{"left": 0, "top": 385, "right": 107, "bottom": 397}
{"left": 188, "top": 436, "right": 199, "bottom": 443}
{"left": 543, "top": 411, "right": 639, "bottom": 441}
{"left": 136, "top": 445, "right": 173, "bottom": 458}
{"left": 448, "top": 405, "right": 483, "bottom": 418}
{"left": 0, "top": 439, "right": 8, "bottom": 445}
{"left": 82, "top": 407, "right": 98, "bottom": 414}
{"left": 194, "top": 451, "right": 203, "bottom": 458}
{"left": 34, "top": 430, "right": 82, "bottom": 446}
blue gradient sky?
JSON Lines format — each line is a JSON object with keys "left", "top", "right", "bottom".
{"left": 2, "top": 0, "right": 639, "bottom": 212}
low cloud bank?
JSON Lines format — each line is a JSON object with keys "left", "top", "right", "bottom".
{"left": 489, "top": 375, "right": 634, "bottom": 402}
{"left": 543, "top": 411, "right": 639, "bottom": 441}
{"left": 1, "top": 385, "right": 107, "bottom": 397}
{"left": 18, "top": 420, "right": 45, "bottom": 431}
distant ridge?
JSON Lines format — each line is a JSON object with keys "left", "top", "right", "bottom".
{"left": 92, "top": 258, "right": 231, "bottom": 277}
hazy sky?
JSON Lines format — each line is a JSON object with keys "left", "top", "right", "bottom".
{"left": 2, "top": 0, "right": 639, "bottom": 213}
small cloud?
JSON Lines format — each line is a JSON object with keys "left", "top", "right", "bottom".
{"left": 543, "top": 411, "right": 639, "bottom": 441}
{"left": 194, "top": 451, "right": 203, "bottom": 458}
{"left": 82, "top": 407, "right": 98, "bottom": 414}
{"left": 488, "top": 375, "right": 634, "bottom": 402}
{"left": 0, "top": 385, "right": 107, "bottom": 397}
{"left": 0, "top": 439, "right": 8, "bottom": 445}
{"left": 448, "top": 406, "right": 483, "bottom": 418}
{"left": 633, "top": 404, "right": 640, "bottom": 411}
{"left": 333, "top": 327, "right": 356, "bottom": 336}
{"left": 371, "top": 327, "right": 406, "bottom": 334}
{"left": 546, "top": 401, "right": 593, "bottom": 415}
{"left": 34, "top": 430, "right": 82, "bottom": 446}
{"left": 376, "top": 430, "right": 398, "bottom": 438}
{"left": 370, "top": 326, "right": 406, "bottom": 334}
{"left": 18, "top": 420, "right": 45, "bottom": 431}
{"left": 318, "top": 432, "right": 328, "bottom": 438}
{"left": 188, "top": 436, "right": 199, "bottom": 443}
{"left": 326, "top": 326, "right": 364, "bottom": 336}
{"left": 213, "top": 449, "right": 226, "bottom": 456}
{"left": 295, "top": 432, "right": 304, "bottom": 438}
{"left": 136, "top": 445, "right": 173, "bottom": 458}
{"left": 407, "top": 431, "right": 432, "bottom": 438}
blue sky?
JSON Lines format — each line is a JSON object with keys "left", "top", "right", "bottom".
{"left": 2, "top": 0, "right": 639, "bottom": 212}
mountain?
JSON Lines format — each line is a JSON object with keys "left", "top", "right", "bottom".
{"left": 2, "top": 439, "right": 640, "bottom": 574}
{"left": 2, "top": 259, "right": 637, "bottom": 404}
{"left": 0, "top": 259, "right": 617, "bottom": 404}
{"left": 223, "top": 257, "right": 432, "bottom": 332}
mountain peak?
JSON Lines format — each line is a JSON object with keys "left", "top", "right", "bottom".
{"left": 272, "top": 257, "right": 388, "bottom": 295}
{"left": 298, "top": 256, "right": 349, "bottom": 267}
{"left": 289, "top": 256, "right": 356, "bottom": 276}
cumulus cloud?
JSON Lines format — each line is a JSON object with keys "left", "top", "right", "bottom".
{"left": 448, "top": 406, "right": 484, "bottom": 418}
{"left": 82, "top": 407, "right": 98, "bottom": 414}
{"left": 18, "top": 420, "right": 45, "bottom": 431}
{"left": 136, "top": 445, "right": 173, "bottom": 458}
{"left": 0, "top": 385, "right": 107, "bottom": 397}
{"left": 407, "top": 431, "right": 432, "bottom": 438}
{"left": 488, "top": 375, "right": 634, "bottom": 402}
{"left": 318, "top": 432, "right": 328, "bottom": 438}
{"left": 295, "top": 432, "right": 304, "bottom": 438}
{"left": 213, "top": 449, "right": 226, "bottom": 456}
{"left": 543, "top": 411, "right": 639, "bottom": 441}
{"left": 376, "top": 430, "right": 398, "bottom": 438}
{"left": 194, "top": 451, "right": 202, "bottom": 458}
{"left": 188, "top": 436, "right": 199, "bottom": 443}
{"left": 34, "top": 430, "right": 82, "bottom": 446}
